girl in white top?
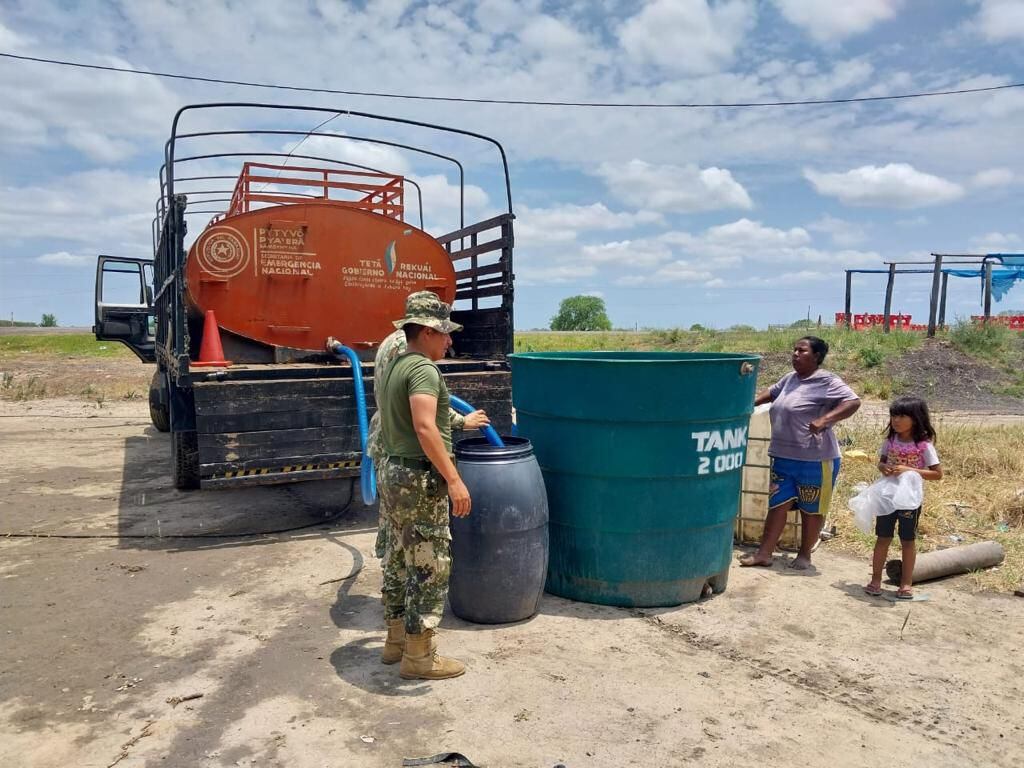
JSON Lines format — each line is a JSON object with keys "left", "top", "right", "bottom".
{"left": 864, "top": 396, "right": 943, "bottom": 599}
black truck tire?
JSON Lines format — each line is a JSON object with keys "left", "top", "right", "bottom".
{"left": 149, "top": 370, "right": 170, "bottom": 432}
{"left": 172, "top": 429, "right": 200, "bottom": 490}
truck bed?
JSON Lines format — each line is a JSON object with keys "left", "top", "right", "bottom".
{"left": 191, "top": 361, "right": 512, "bottom": 489}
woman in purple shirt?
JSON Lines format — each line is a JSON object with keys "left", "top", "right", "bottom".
{"left": 740, "top": 336, "right": 860, "bottom": 570}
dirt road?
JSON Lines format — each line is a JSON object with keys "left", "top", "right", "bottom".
{"left": 2, "top": 399, "right": 1023, "bottom": 768}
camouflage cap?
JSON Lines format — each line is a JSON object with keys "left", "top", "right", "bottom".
{"left": 393, "top": 290, "right": 463, "bottom": 333}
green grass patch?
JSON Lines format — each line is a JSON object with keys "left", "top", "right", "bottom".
{"left": 949, "top": 321, "right": 1017, "bottom": 360}
{"left": 517, "top": 326, "right": 923, "bottom": 357}
{"left": 0, "top": 320, "right": 39, "bottom": 328}
{"left": 515, "top": 327, "right": 926, "bottom": 385}
{"left": 0, "top": 334, "right": 134, "bottom": 359}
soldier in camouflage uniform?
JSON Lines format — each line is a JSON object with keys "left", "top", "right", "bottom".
{"left": 369, "top": 328, "right": 488, "bottom": 561}
{"left": 367, "top": 328, "right": 463, "bottom": 466}
{"left": 375, "top": 291, "right": 480, "bottom": 680}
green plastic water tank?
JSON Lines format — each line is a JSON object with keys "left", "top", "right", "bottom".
{"left": 509, "top": 351, "right": 760, "bottom": 607}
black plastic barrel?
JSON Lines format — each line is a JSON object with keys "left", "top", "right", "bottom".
{"left": 449, "top": 436, "right": 549, "bottom": 624}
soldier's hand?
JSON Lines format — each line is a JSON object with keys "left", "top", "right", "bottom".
{"left": 449, "top": 477, "right": 472, "bottom": 517}
{"left": 463, "top": 410, "right": 490, "bottom": 430}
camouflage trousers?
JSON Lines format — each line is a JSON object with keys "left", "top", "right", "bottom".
{"left": 376, "top": 458, "right": 452, "bottom": 635}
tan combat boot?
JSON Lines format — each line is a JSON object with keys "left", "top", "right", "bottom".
{"left": 399, "top": 629, "right": 465, "bottom": 680}
{"left": 381, "top": 618, "right": 406, "bottom": 665}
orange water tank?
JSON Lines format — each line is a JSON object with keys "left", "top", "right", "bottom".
{"left": 184, "top": 202, "right": 456, "bottom": 352}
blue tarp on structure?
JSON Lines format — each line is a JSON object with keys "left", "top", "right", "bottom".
{"left": 945, "top": 268, "right": 1024, "bottom": 301}
{"left": 944, "top": 256, "right": 1024, "bottom": 301}
{"left": 992, "top": 270, "right": 1024, "bottom": 301}
{"left": 991, "top": 254, "right": 1024, "bottom": 266}
{"left": 991, "top": 254, "right": 1024, "bottom": 300}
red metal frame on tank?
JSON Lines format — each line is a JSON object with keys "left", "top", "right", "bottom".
{"left": 214, "top": 162, "right": 407, "bottom": 222}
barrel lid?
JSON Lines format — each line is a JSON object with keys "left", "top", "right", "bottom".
{"left": 455, "top": 435, "right": 533, "bottom": 461}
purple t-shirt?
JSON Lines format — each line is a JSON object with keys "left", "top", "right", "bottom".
{"left": 768, "top": 370, "right": 859, "bottom": 461}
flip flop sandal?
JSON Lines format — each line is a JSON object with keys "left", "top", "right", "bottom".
{"left": 863, "top": 585, "right": 883, "bottom": 596}
{"left": 896, "top": 589, "right": 914, "bottom": 600}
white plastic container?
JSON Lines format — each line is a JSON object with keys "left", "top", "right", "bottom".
{"left": 734, "top": 403, "right": 801, "bottom": 550}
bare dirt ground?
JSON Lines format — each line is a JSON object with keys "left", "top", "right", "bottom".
{"left": 886, "top": 340, "right": 1024, "bottom": 414}
{"left": 2, "top": 397, "right": 1024, "bottom": 768}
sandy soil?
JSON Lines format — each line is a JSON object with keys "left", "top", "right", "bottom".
{"left": 0, "top": 352, "right": 151, "bottom": 402}
{"left": 1, "top": 398, "right": 1023, "bottom": 768}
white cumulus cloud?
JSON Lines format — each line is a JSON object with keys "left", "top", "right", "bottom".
{"left": 971, "top": 168, "right": 1015, "bottom": 188}
{"left": 653, "top": 261, "right": 716, "bottom": 283}
{"left": 581, "top": 239, "right": 672, "bottom": 268}
{"left": 969, "top": 232, "right": 1022, "bottom": 252}
{"left": 291, "top": 135, "right": 413, "bottom": 176}
{"left": 619, "top": 0, "right": 756, "bottom": 74}
{"left": 596, "top": 160, "right": 753, "bottom": 213}
{"left": 0, "top": 51, "right": 177, "bottom": 161}
{"left": 408, "top": 173, "right": 490, "bottom": 235}
{"left": 36, "top": 251, "right": 91, "bottom": 267}
{"left": 726, "top": 270, "right": 832, "bottom": 287}
{"left": 803, "top": 163, "right": 964, "bottom": 208}
{"left": 519, "top": 14, "right": 589, "bottom": 53}
{"left": 704, "top": 218, "right": 810, "bottom": 248}
{"left": 974, "top": 0, "right": 1024, "bottom": 41}
{"left": 0, "top": 170, "right": 158, "bottom": 250}
{"left": 772, "top": 0, "right": 903, "bottom": 43}
{"left": 516, "top": 263, "right": 597, "bottom": 285}
{"left": 807, "top": 215, "right": 868, "bottom": 247}
{"left": 516, "top": 203, "right": 662, "bottom": 247}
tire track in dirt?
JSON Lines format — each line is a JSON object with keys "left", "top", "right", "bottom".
{"left": 632, "top": 609, "right": 1000, "bottom": 763}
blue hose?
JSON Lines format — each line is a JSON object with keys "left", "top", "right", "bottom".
{"left": 328, "top": 342, "right": 376, "bottom": 505}
{"left": 449, "top": 394, "right": 505, "bottom": 447}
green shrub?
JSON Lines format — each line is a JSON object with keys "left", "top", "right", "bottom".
{"left": 860, "top": 345, "right": 884, "bottom": 368}
{"left": 950, "top": 320, "right": 1015, "bottom": 359}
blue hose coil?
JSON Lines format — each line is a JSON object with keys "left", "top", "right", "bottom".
{"left": 329, "top": 342, "right": 376, "bottom": 505}
{"left": 449, "top": 394, "right": 505, "bottom": 447}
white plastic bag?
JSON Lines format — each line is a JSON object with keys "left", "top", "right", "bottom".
{"left": 848, "top": 486, "right": 879, "bottom": 535}
{"left": 848, "top": 472, "right": 923, "bottom": 535}
{"left": 889, "top": 470, "right": 924, "bottom": 510}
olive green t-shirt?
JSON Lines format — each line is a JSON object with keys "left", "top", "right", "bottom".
{"left": 378, "top": 352, "right": 452, "bottom": 459}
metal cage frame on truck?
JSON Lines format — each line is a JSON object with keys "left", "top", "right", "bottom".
{"left": 94, "top": 103, "right": 516, "bottom": 491}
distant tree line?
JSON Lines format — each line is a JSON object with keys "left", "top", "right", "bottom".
{"left": 0, "top": 314, "right": 58, "bottom": 328}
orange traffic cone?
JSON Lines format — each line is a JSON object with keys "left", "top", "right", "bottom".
{"left": 191, "top": 310, "right": 232, "bottom": 367}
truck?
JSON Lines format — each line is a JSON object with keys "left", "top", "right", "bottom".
{"left": 94, "top": 103, "right": 515, "bottom": 491}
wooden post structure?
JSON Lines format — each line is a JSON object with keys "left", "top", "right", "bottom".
{"left": 882, "top": 262, "right": 896, "bottom": 334}
{"left": 844, "top": 270, "right": 852, "bottom": 328}
{"left": 927, "top": 253, "right": 943, "bottom": 337}
{"left": 938, "top": 272, "right": 949, "bottom": 329}
{"left": 984, "top": 260, "right": 993, "bottom": 322}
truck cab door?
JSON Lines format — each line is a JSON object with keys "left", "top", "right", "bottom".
{"left": 94, "top": 255, "right": 156, "bottom": 363}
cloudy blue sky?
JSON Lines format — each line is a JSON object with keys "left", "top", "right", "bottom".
{"left": 1, "top": 0, "right": 1023, "bottom": 330}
